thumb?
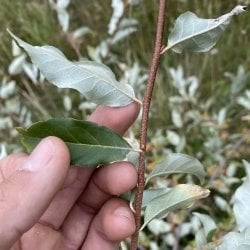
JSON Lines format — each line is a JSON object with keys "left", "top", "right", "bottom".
{"left": 0, "top": 137, "right": 70, "bottom": 249}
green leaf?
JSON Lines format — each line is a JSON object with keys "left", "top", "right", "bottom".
{"left": 146, "top": 153, "right": 206, "bottom": 184}
{"left": 193, "top": 212, "right": 217, "bottom": 242}
{"left": 141, "top": 184, "right": 210, "bottom": 230}
{"left": 8, "top": 30, "right": 139, "bottom": 107}
{"left": 232, "top": 160, "right": 250, "bottom": 232}
{"left": 167, "top": 5, "right": 247, "bottom": 53}
{"left": 17, "top": 118, "right": 132, "bottom": 166}
{"left": 142, "top": 188, "right": 170, "bottom": 208}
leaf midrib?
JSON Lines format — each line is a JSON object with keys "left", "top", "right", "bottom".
{"left": 22, "top": 134, "right": 132, "bottom": 151}
{"left": 37, "top": 48, "right": 135, "bottom": 102}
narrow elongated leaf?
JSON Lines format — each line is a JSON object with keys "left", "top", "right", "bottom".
{"left": 146, "top": 153, "right": 206, "bottom": 184}
{"left": 108, "top": 0, "right": 124, "bottom": 35}
{"left": 141, "top": 184, "right": 210, "bottom": 230}
{"left": 17, "top": 118, "right": 132, "bottom": 166}
{"left": 168, "top": 5, "right": 247, "bottom": 53}
{"left": 195, "top": 229, "right": 207, "bottom": 250}
{"left": 232, "top": 160, "right": 250, "bottom": 232}
{"left": 193, "top": 212, "right": 217, "bottom": 242}
{"left": 8, "top": 31, "right": 138, "bottom": 107}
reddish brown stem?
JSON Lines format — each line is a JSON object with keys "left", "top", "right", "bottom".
{"left": 130, "top": 0, "right": 168, "bottom": 249}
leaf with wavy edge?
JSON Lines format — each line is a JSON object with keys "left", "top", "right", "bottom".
{"left": 164, "top": 5, "right": 247, "bottom": 53}
{"left": 8, "top": 30, "right": 140, "bottom": 107}
{"left": 141, "top": 184, "right": 210, "bottom": 230}
{"left": 17, "top": 118, "right": 134, "bottom": 166}
{"left": 146, "top": 153, "right": 206, "bottom": 184}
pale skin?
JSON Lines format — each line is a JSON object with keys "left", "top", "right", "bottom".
{"left": 0, "top": 102, "right": 140, "bottom": 250}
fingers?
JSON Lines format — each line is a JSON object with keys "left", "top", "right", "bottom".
{"left": 39, "top": 102, "right": 140, "bottom": 229}
{"left": 0, "top": 137, "right": 70, "bottom": 249}
{"left": 88, "top": 102, "right": 140, "bottom": 134}
{"left": 81, "top": 198, "right": 135, "bottom": 250}
{"left": 60, "top": 162, "right": 137, "bottom": 248}
{"left": 0, "top": 153, "right": 27, "bottom": 181}
{"left": 78, "top": 162, "right": 137, "bottom": 208}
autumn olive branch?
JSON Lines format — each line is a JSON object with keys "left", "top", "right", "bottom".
{"left": 130, "top": 0, "right": 168, "bottom": 249}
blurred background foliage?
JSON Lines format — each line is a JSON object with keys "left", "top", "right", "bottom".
{"left": 0, "top": 0, "right": 249, "bottom": 249}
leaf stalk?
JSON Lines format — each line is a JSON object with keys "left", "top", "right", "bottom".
{"left": 160, "top": 44, "right": 171, "bottom": 55}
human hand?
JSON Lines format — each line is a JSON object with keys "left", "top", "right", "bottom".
{"left": 0, "top": 102, "right": 139, "bottom": 250}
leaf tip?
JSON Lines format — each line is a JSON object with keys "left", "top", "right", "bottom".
{"left": 7, "top": 30, "right": 31, "bottom": 52}
{"left": 6, "top": 28, "right": 13, "bottom": 35}
{"left": 180, "top": 184, "right": 210, "bottom": 199}
{"left": 231, "top": 5, "right": 248, "bottom": 15}
{"left": 7, "top": 29, "right": 18, "bottom": 42}
{"left": 16, "top": 127, "right": 26, "bottom": 134}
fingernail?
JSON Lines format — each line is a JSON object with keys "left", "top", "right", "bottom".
{"left": 21, "top": 138, "right": 55, "bottom": 172}
{"left": 113, "top": 207, "right": 133, "bottom": 221}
